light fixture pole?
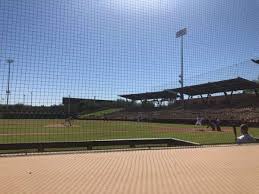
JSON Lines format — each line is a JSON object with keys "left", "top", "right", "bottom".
{"left": 176, "top": 28, "right": 187, "bottom": 100}
{"left": 68, "top": 95, "right": 71, "bottom": 117}
{"left": 6, "top": 59, "right": 14, "bottom": 106}
{"left": 31, "top": 91, "right": 33, "bottom": 106}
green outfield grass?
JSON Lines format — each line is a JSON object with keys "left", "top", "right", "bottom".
{"left": 0, "top": 119, "right": 258, "bottom": 145}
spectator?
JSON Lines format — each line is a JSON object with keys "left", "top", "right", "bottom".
{"left": 237, "top": 124, "right": 256, "bottom": 144}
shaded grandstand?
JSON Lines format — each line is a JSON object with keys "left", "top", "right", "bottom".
{"left": 101, "top": 77, "right": 259, "bottom": 125}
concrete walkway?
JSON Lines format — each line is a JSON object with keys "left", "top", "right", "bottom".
{"left": 1, "top": 145, "right": 259, "bottom": 194}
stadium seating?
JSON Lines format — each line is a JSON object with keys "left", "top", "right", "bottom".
{"left": 101, "top": 94, "right": 259, "bottom": 125}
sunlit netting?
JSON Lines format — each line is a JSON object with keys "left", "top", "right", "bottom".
{"left": 0, "top": 0, "right": 258, "bottom": 153}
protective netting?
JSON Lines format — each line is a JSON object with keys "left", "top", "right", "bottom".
{"left": 0, "top": 0, "right": 258, "bottom": 152}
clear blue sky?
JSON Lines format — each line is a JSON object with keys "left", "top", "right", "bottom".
{"left": 0, "top": 0, "right": 259, "bottom": 105}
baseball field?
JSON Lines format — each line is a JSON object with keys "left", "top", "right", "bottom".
{"left": 0, "top": 119, "right": 258, "bottom": 145}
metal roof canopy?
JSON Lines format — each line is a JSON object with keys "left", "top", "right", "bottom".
{"left": 170, "top": 77, "right": 259, "bottom": 96}
{"left": 120, "top": 77, "right": 259, "bottom": 100}
{"left": 120, "top": 90, "right": 178, "bottom": 101}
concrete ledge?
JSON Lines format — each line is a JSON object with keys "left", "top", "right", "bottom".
{"left": 0, "top": 138, "right": 200, "bottom": 153}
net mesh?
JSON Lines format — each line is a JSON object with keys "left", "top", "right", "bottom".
{"left": 0, "top": 0, "right": 258, "bottom": 152}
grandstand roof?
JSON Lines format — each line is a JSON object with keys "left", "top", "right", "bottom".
{"left": 120, "top": 90, "right": 178, "bottom": 101}
{"left": 120, "top": 77, "right": 259, "bottom": 100}
{"left": 171, "top": 77, "right": 259, "bottom": 96}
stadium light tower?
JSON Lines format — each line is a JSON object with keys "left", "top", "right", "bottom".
{"left": 23, "top": 94, "right": 26, "bottom": 105}
{"left": 31, "top": 91, "right": 33, "bottom": 106}
{"left": 176, "top": 28, "right": 187, "bottom": 100}
{"left": 6, "top": 59, "right": 14, "bottom": 106}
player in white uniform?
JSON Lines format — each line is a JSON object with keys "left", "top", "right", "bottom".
{"left": 195, "top": 116, "right": 202, "bottom": 126}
